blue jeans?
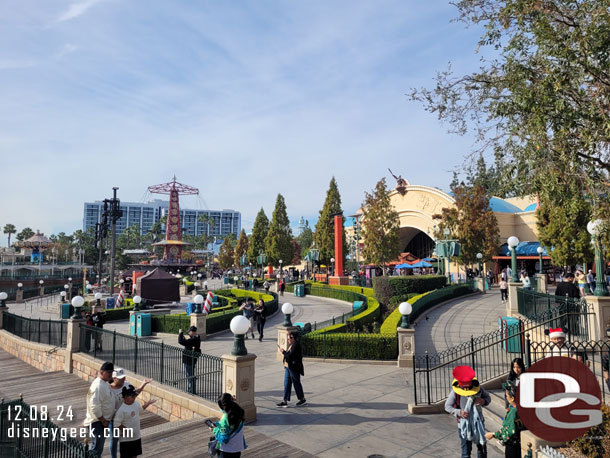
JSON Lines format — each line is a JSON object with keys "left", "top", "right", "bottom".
{"left": 89, "top": 421, "right": 106, "bottom": 456}
{"left": 109, "top": 420, "right": 119, "bottom": 458}
{"left": 459, "top": 430, "right": 487, "bottom": 458}
{"left": 283, "top": 367, "right": 304, "bottom": 402}
{"left": 184, "top": 363, "right": 196, "bottom": 394}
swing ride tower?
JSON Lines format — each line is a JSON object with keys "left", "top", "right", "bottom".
{"left": 149, "top": 177, "right": 199, "bottom": 262}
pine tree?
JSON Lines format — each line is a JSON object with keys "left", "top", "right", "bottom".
{"left": 361, "top": 178, "right": 400, "bottom": 271}
{"left": 247, "top": 208, "right": 269, "bottom": 263}
{"left": 218, "top": 237, "right": 235, "bottom": 269}
{"left": 264, "top": 194, "right": 294, "bottom": 267}
{"left": 233, "top": 229, "right": 249, "bottom": 267}
{"left": 314, "top": 177, "right": 347, "bottom": 265}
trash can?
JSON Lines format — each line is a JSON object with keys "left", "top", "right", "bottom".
{"left": 61, "top": 303, "right": 71, "bottom": 319}
{"left": 137, "top": 313, "right": 151, "bottom": 337}
{"left": 186, "top": 302, "right": 195, "bottom": 316}
{"left": 129, "top": 313, "right": 138, "bottom": 336}
{"left": 106, "top": 297, "right": 116, "bottom": 309}
{"left": 499, "top": 317, "right": 522, "bottom": 353}
{"left": 224, "top": 277, "right": 229, "bottom": 285}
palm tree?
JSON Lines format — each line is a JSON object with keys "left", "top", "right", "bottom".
{"left": 3, "top": 224, "right": 16, "bottom": 247}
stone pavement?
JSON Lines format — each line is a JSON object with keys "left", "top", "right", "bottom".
{"left": 414, "top": 288, "right": 508, "bottom": 357}
{"left": 4, "top": 284, "right": 504, "bottom": 457}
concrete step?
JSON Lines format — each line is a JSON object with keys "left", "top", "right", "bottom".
{"left": 485, "top": 389, "right": 507, "bottom": 433}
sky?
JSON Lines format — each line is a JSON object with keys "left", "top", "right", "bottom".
{"left": 0, "top": 0, "right": 486, "bottom": 243}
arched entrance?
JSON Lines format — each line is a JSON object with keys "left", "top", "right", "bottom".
{"left": 399, "top": 228, "right": 436, "bottom": 259}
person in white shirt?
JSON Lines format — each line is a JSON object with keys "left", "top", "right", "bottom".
{"left": 85, "top": 361, "right": 116, "bottom": 456}
{"left": 544, "top": 327, "right": 572, "bottom": 358}
{"left": 108, "top": 369, "right": 152, "bottom": 458}
{"left": 113, "top": 386, "right": 156, "bottom": 458}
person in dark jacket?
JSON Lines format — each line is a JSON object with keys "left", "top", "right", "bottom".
{"left": 91, "top": 307, "right": 106, "bottom": 350}
{"left": 178, "top": 326, "right": 202, "bottom": 395}
{"left": 277, "top": 331, "right": 306, "bottom": 407}
{"left": 254, "top": 299, "right": 267, "bottom": 342}
{"left": 555, "top": 272, "right": 580, "bottom": 302}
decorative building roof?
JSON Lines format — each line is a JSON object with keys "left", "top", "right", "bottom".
{"left": 15, "top": 231, "right": 53, "bottom": 248}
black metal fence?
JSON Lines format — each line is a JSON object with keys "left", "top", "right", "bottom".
{"left": 517, "top": 287, "right": 582, "bottom": 318}
{"left": 301, "top": 286, "right": 368, "bottom": 333}
{"left": 79, "top": 325, "right": 223, "bottom": 402}
{"left": 3, "top": 312, "right": 67, "bottom": 347}
{"left": 527, "top": 340, "right": 610, "bottom": 403}
{"left": 0, "top": 397, "right": 97, "bottom": 458}
{"left": 412, "top": 299, "right": 593, "bottom": 405}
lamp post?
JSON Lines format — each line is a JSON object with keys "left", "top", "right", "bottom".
{"left": 281, "top": 302, "right": 294, "bottom": 327}
{"left": 279, "top": 259, "right": 283, "bottom": 278}
{"left": 507, "top": 236, "right": 520, "bottom": 282}
{"left": 443, "top": 228, "right": 451, "bottom": 281}
{"left": 475, "top": 252, "right": 483, "bottom": 278}
{"left": 60, "top": 291, "right": 66, "bottom": 303}
{"left": 95, "top": 292, "right": 102, "bottom": 307}
{"left": 230, "top": 315, "right": 250, "bottom": 356}
{"left": 587, "top": 219, "right": 608, "bottom": 296}
{"left": 0, "top": 292, "right": 7, "bottom": 308}
{"left": 537, "top": 246, "right": 544, "bottom": 274}
{"left": 193, "top": 294, "right": 204, "bottom": 314}
{"left": 133, "top": 295, "right": 142, "bottom": 311}
{"left": 399, "top": 301, "right": 412, "bottom": 329}
{"left": 330, "top": 257, "right": 335, "bottom": 276}
{"left": 71, "top": 295, "right": 85, "bottom": 319}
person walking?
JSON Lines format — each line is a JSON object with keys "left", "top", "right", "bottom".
{"left": 499, "top": 279, "right": 508, "bottom": 303}
{"left": 276, "top": 331, "right": 307, "bottom": 407}
{"left": 85, "top": 361, "right": 116, "bottom": 457}
{"left": 113, "top": 385, "right": 157, "bottom": 458}
{"left": 554, "top": 272, "right": 580, "bottom": 302}
{"left": 254, "top": 299, "right": 267, "bottom": 342}
{"left": 84, "top": 312, "right": 94, "bottom": 352}
{"left": 444, "top": 365, "right": 490, "bottom": 458}
{"left": 587, "top": 269, "right": 595, "bottom": 293}
{"left": 263, "top": 281, "right": 270, "bottom": 293}
{"left": 209, "top": 393, "right": 247, "bottom": 457}
{"left": 239, "top": 299, "right": 256, "bottom": 340}
{"left": 485, "top": 382, "right": 524, "bottom": 458}
{"left": 519, "top": 271, "right": 530, "bottom": 290}
{"left": 575, "top": 270, "right": 587, "bottom": 297}
{"left": 279, "top": 280, "right": 286, "bottom": 297}
{"left": 108, "top": 369, "right": 152, "bottom": 458}
{"left": 178, "top": 326, "right": 201, "bottom": 394}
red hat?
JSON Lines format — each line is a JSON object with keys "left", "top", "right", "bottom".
{"left": 546, "top": 327, "right": 566, "bottom": 339}
{"left": 453, "top": 365, "right": 476, "bottom": 386}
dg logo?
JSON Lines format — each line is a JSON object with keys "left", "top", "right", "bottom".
{"left": 516, "top": 356, "right": 602, "bottom": 442}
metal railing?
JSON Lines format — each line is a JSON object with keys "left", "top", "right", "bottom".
{"left": 305, "top": 286, "right": 368, "bottom": 332}
{"left": 0, "top": 397, "right": 98, "bottom": 458}
{"left": 412, "top": 298, "right": 593, "bottom": 405}
{"left": 3, "top": 312, "right": 67, "bottom": 347}
{"left": 517, "top": 288, "right": 583, "bottom": 318}
{"left": 79, "top": 325, "right": 223, "bottom": 402}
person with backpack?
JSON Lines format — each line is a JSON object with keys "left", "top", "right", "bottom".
{"left": 209, "top": 393, "right": 247, "bottom": 457}
{"left": 444, "top": 365, "right": 491, "bottom": 458}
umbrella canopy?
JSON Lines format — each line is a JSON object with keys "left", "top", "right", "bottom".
{"left": 422, "top": 257, "right": 436, "bottom": 262}
{"left": 396, "top": 263, "right": 414, "bottom": 269}
{"left": 411, "top": 261, "right": 433, "bottom": 268}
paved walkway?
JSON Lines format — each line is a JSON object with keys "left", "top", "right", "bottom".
{"left": 414, "top": 288, "right": 508, "bottom": 357}
{"left": 4, "top": 285, "right": 504, "bottom": 457}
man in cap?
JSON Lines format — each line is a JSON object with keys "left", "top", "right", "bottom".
{"left": 108, "top": 369, "right": 152, "bottom": 458}
{"left": 544, "top": 327, "right": 571, "bottom": 358}
{"left": 445, "top": 365, "right": 491, "bottom": 458}
{"left": 178, "top": 326, "right": 202, "bottom": 394}
{"left": 85, "top": 361, "right": 116, "bottom": 456}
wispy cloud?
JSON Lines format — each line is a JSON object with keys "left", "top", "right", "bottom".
{"left": 57, "top": 0, "right": 104, "bottom": 23}
{"left": 0, "top": 60, "right": 36, "bottom": 70}
{"left": 55, "top": 43, "right": 79, "bottom": 58}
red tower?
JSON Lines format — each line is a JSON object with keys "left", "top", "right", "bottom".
{"left": 148, "top": 177, "right": 199, "bottom": 261}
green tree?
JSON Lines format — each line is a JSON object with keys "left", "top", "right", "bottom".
{"left": 3, "top": 224, "right": 16, "bottom": 247}
{"left": 536, "top": 173, "right": 593, "bottom": 267}
{"left": 71, "top": 229, "right": 98, "bottom": 265}
{"left": 233, "top": 229, "right": 249, "bottom": 267}
{"left": 16, "top": 227, "right": 34, "bottom": 242}
{"left": 218, "top": 235, "right": 236, "bottom": 269}
{"left": 433, "top": 183, "right": 500, "bottom": 266}
{"left": 314, "top": 177, "right": 347, "bottom": 265}
{"left": 410, "top": 0, "right": 610, "bottom": 204}
{"left": 361, "top": 178, "right": 400, "bottom": 271}
{"left": 264, "top": 194, "right": 294, "bottom": 267}
{"left": 248, "top": 208, "right": 269, "bottom": 262}
{"left": 296, "top": 226, "right": 314, "bottom": 258}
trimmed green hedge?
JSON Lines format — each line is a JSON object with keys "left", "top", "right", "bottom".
{"left": 408, "top": 284, "right": 474, "bottom": 324}
{"left": 373, "top": 275, "right": 447, "bottom": 305}
{"left": 301, "top": 332, "right": 398, "bottom": 360}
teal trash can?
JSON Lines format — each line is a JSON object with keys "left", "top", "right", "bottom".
{"left": 129, "top": 313, "right": 138, "bottom": 336}
{"left": 186, "top": 302, "right": 194, "bottom": 316}
{"left": 61, "top": 303, "right": 71, "bottom": 319}
{"left": 224, "top": 277, "right": 229, "bottom": 285}
{"left": 499, "top": 317, "right": 522, "bottom": 353}
{"left": 137, "top": 313, "right": 151, "bottom": 337}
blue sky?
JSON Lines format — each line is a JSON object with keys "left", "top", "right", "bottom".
{"left": 0, "top": 1, "right": 486, "bottom": 242}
